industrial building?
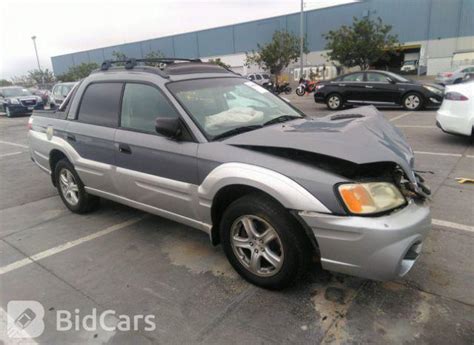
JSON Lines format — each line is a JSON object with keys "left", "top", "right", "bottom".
{"left": 51, "top": 0, "right": 474, "bottom": 79}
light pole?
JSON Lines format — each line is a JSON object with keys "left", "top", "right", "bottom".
{"left": 31, "top": 35, "right": 45, "bottom": 85}
{"left": 299, "top": 0, "right": 304, "bottom": 79}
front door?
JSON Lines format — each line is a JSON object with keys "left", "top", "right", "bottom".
{"left": 114, "top": 82, "right": 199, "bottom": 219}
{"left": 364, "top": 72, "right": 399, "bottom": 105}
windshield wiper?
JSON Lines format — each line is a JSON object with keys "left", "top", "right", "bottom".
{"left": 212, "top": 125, "right": 263, "bottom": 141}
{"left": 263, "top": 115, "right": 302, "bottom": 127}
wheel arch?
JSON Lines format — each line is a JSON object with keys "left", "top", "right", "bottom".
{"left": 49, "top": 149, "right": 69, "bottom": 186}
{"left": 198, "top": 163, "right": 329, "bottom": 250}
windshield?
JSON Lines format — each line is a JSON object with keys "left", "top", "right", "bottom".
{"left": 404, "top": 60, "right": 416, "bottom": 65}
{"left": 1, "top": 88, "right": 33, "bottom": 97}
{"left": 383, "top": 71, "right": 410, "bottom": 82}
{"left": 168, "top": 78, "right": 303, "bottom": 139}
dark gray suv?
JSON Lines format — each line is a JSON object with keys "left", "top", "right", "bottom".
{"left": 28, "top": 59, "right": 431, "bottom": 289}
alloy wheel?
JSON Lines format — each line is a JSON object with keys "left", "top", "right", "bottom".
{"left": 230, "top": 215, "right": 284, "bottom": 277}
{"left": 404, "top": 95, "right": 420, "bottom": 109}
{"left": 328, "top": 95, "right": 341, "bottom": 109}
{"left": 59, "top": 168, "right": 80, "bottom": 206}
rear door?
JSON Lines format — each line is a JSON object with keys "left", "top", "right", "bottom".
{"left": 66, "top": 82, "right": 122, "bottom": 194}
{"left": 334, "top": 72, "right": 365, "bottom": 102}
{"left": 114, "top": 82, "right": 199, "bottom": 219}
{"left": 364, "top": 72, "right": 399, "bottom": 104}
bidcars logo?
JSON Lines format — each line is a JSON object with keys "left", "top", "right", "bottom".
{"left": 7, "top": 300, "right": 45, "bottom": 338}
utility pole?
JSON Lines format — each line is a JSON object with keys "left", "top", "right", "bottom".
{"left": 31, "top": 35, "right": 45, "bottom": 86}
{"left": 299, "top": 0, "right": 304, "bottom": 79}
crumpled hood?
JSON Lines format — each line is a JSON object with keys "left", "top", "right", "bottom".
{"left": 224, "top": 106, "right": 417, "bottom": 182}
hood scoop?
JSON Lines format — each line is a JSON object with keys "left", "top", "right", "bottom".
{"left": 330, "top": 114, "right": 365, "bottom": 121}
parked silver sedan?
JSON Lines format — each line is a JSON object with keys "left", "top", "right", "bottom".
{"left": 436, "top": 65, "right": 474, "bottom": 85}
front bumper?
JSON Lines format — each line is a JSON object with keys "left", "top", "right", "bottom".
{"left": 7, "top": 103, "right": 44, "bottom": 114}
{"left": 299, "top": 201, "right": 431, "bottom": 280}
{"left": 314, "top": 92, "right": 326, "bottom": 103}
{"left": 424, "top": 93, "right": 443, "bottom": 108}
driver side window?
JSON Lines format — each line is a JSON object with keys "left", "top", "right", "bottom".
{"left": 120, "top": 83, "right": 178, "bottom": 133}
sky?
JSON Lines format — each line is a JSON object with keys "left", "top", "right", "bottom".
{"left": 0, "top": 0, "right": 354, "bottom": 79}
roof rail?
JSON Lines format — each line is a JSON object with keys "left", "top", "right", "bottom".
{"left": 100, "top": 58, "right": 202, "bottom": 71}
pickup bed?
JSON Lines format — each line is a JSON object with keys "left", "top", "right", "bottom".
{"left": 28, "top": 59, "right": 431, "bottom": 289}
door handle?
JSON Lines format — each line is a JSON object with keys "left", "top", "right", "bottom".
{"left": 365, "top": 85, "right": 374, "bottom": 89}
{"left": 118, "top": 143, "right": 132, "bottom": 154}
{"left": 66, "top": 134, "right": 76, "bottom": 142}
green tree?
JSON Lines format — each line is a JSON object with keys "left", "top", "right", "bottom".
{"left": 27, "top": 69, "right": 55, "bottom": 85}
{"left": 56, "top": 62, "right": 99, "bottom": 82}
{"left": 111, "top": 51, "right": 127, "bottom": 66}
{"left": 245, "top": 30, "right": 308, "bottom": 83}
{"left": 208, "top": 58, "right": 230, "bottom": 69}
{"left": 323, "top": 17, "right": 400, "bottom": 70}
{"left": 0, "top": 79, "right": 12, "bottom": 87}
{"left": 143, "top": 50, "right": 165, "bottom": 67}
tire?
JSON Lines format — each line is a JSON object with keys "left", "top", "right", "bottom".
{"left": 5, "top": 106, "right": 12, "bottom": 118}
{"left": 220, "top": 193, "right": 311, "bottom": 289}
{"left": 284, "top": 87, "right": 292, "bottom": 95}
{"left": 296, "top": 87, "right": 305, "bottom": 96}
{"left": 54, "top": 159, "right": 100, "bottom": 213}
{"left": 402, "top": 92, "right": 423, "bottom": 111}
{"left": 326, "top": 93, "right": 343, "bottom": 110}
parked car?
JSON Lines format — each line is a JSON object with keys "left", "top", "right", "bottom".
{"left": 436, "top": 80, "right": 473, "bottom": 138}
{"left": 436, "top": 65, "right": 474, "bottom": 85}
{"left": 314, "top": 70, "right": 444, "bottom": 111}
{"left": 28, "top": 59, "right": 431, "bottom": 289}
{"left": 0, "top": 86, "right": 44, "bottom": 117}
{"left": 50, "top": 82, "right": 77, "bottom": 108}
{"left": 400, "top": 60, "right": 418, "bottom": 74}
{"left": 247, "top": 73, "right": 270, "bottom": 86}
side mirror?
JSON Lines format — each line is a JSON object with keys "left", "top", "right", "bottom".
{"left": 155, "top": 117, "right": 182, "bottom": 139}
{"left": 387, "top": 78, "right": 396, "bottom": 84}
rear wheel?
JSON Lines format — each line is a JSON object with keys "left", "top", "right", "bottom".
{"left": 402, "top": 92, "right": 423, "bottom": 111}
{"left": 220, "top": 194, "right": 311, "bottom": 289}
{"left": 284, "top": 87, "right": 292, "bottom": 95}
{"left": 326, "top": 93, "right": 343, "bottom": 110}
{"left": 54, "top": 159, "right": 99, "bottom": 213}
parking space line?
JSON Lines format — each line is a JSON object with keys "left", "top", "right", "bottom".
{"left": 0, "top": 140, "right": 28, "bottom": 149}
{"left": 0, "top": 151, "right": 23, "bottom": 158}
{"left": 414, "top": 151, "right": 463, "bottom": 157}
{"left": 0, "top": 216, "right": 145, "bottom": 276}
{"left": 433, "top": 219, "right": 474, "bottom": 233}
{"left": 396, "top": 125, "right": 437, "bottom": 129}
{"left": 389, "top": 111, "right": 412, "bottom": 122}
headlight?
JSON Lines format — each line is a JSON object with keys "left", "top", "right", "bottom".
{"left": 423, "top": 85, "right": 442, "bottom": 94}
{"left": 338, "top": 182, "right": 406, "bottom": 215}
{"left": 315, "top": 84, "right": 325, "bottom": 90}
{"left": 9, "top": 98, "right": 20, "bottom": 104}
{"left": 36, "top": 96, "right": 43, "bottom": 102}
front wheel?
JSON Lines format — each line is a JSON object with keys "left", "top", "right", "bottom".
{"left": 296, "top": 86, "right": 305, "bottom": 96}
{"left": 54, "top": 159, "right": 100, "bottom": 213}
{"left": 220, "top": 194, "right": 311, "bottom": 289}
{"left": 284, "top": 87, "right": 292, "bottom": 95}
{"left": 402, "top": 92, "right": 423, "bottom": 111}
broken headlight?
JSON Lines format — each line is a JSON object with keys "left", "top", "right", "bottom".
{"left": 338, "top": 182, "right": 406, "bottom": 215}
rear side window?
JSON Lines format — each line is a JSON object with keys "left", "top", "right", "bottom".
{"left": 342, "top": 73, "right": 364, "bottom": 82}
{"left": 77, "top": 83, "right": 122, "bottom": 127}
{"left": 120, "top": 83, "right": 178, "bottom": 133}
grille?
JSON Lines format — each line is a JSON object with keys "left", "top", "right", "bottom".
{"left": 21, "top": 99, "right": 37, "bottom": 106}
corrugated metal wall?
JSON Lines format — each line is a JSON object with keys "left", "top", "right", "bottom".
{"left": 51, "top": 0, "right": 474, "bottom": 75}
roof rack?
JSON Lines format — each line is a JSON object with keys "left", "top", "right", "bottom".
{"left": 100, "top": 58, "right": 202, "bottom": 71}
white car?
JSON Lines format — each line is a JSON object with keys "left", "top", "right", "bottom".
{"left": 247, "top": 73, "right": 271, "bottom": 86}
{"left": 436, "top": 81, "right": 474, "bottom": 137}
